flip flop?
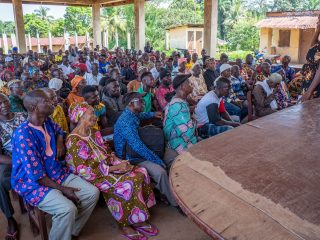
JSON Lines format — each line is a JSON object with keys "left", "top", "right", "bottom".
{"left": 121, "top": 231, "right": 148, "bottom": 240}
{"left": 134, "top": 224, "right": 159, "bottom": 237}
{"left": 5, "top": 231, "right": 18, "bottom": 240}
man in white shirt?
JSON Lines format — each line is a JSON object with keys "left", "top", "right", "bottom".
{"left": 58, "top": 56, "right": 74, "bottom": 78}
{"left": 84, "top": 63, "right": 103, "bottom": 86}
{"left": 195, "top": 77, "right": 240, "bottom": 138}
{"left": 150, "top": 60, "right": 163, "bottom": 81}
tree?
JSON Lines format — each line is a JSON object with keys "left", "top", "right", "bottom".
{"left": 51, "top": 18, "right": 65, "bottom": 36}
{"left": 24, "top": 13, "right": 50, "bottom": 37}
{"left": 0, "top": 21, "right": 15, "bottom": 35}
{"left": 34, "top": 6, "right": 54, "bottom": 22}
{"left": 64, "top": 7, "right": 92, "bottom": 35}
{"left": 226, "top": 18, "right": 260, "bottom": 51}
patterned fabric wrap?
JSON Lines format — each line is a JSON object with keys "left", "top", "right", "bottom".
{"left": 69, "top": 102, "right": 90, "bottom": 123}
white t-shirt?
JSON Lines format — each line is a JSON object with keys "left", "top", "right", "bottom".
{"left": 150, "top": 67, "right": 160, "bottom": 80}
{"left": 195, "top": 91, "right": 224, "bottom": 126}
{"left": 84, "top": 72, "right": 103, "bottom": 86}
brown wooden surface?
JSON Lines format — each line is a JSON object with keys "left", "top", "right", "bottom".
{"left": 170, "top": 98, "right": 320, "bottom": 240}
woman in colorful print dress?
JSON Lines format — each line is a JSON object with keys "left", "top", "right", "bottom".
{"left": 66, "top": 102, "right": 158, "bottom": 240}
{"left": 301, "top": 15, "right": 320, "bottom": 102}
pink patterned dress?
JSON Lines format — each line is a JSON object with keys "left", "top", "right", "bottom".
{"left": 65, "top": 129, "right": 156, "bottom": 227}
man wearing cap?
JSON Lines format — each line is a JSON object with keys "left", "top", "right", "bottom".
{"left": 203, "top": 58, "right": 220, "bottom": 91}
{"left": 253, "top": 73, "right": 282, "bottom": 117}
{"left": 114, "top": 92, "right": 179, "bottom": 208}
{"left": 155, "top": 69, "right": 174, "bottom": 110}
{"left": 163, "top": 74, "right": 197, "bottom": 155}
{"left": 8, "top": 80, "right": 25, "bottom": 113}
{"left": 195, "top": 77, "right": 241, "bottom": 138}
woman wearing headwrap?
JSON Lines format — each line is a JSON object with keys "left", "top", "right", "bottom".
{"left": 66, "top": 102, "right": 158, "bottom": 240}
{"left": 66, "top": 76, "right": 87, "bottom": 106}
{"left": 301, "top": 15, "right": 320, "bottom": 102}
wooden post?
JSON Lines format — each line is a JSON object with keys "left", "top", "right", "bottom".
{"left": 48, "top": 31, "right": 53, "bottom": 50}
{"left": 12, "top": 0, "right": 26, "bottom": 53}
{"left": 92, "top": 3, "right": 102, "bottom": 48}
{"left": 3, "top": 33, "right": 8, "bottom": 54}
{"left": 204, "top": 0, "right": 218, "bottom": 57}
{"left": 134, "top": 0, "right": 145, "bottom": 51}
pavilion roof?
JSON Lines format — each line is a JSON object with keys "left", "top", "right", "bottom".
{"left": 256, "top": 11, "right": 319, "bottom": 30}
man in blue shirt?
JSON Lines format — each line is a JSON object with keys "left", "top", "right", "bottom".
{"left": 114, "top": 92, "right": 178, "bottom": 207}
{"left": 11, "top": 90, "right": 99, "bottom": 240}
{"left": 98, "top": 55, "right": 110, "bottom": 75}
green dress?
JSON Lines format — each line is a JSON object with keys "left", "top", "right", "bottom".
{"left": 163, "top": 97, "right": 197, "bottom": 154}
{"left": 66, "top": 129, "right": 156, "bottom": 227}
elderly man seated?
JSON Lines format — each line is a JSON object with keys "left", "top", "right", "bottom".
{"left": 253, "top": 73, "right": 282, "bottom": 117}
{"left": 11, "top": 90, "right": 99, "bottom": 240}
{"left": 0, "top": 93, "right": 27, "bottom": 240}
{"left": 195, "top": 77, "right": 241, "bottom": 138}
{"left": 114, "top": 92, "right": 179, "bottom": 208}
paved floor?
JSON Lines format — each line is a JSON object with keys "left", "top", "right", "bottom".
{"left": 0, "top": 197, "right": 210, "bottom": 240}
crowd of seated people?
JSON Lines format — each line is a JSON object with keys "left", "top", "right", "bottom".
{"left": 0, "top": 26, "right": 319, "bottom": 239}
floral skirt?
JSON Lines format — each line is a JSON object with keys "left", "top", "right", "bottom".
{"left": 96, "top": 167, "right": 156, "bottom": 227}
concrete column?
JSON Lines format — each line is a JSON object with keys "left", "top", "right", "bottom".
{"left": 48, "top": 31, "right": 53, "bottom": 50}
{"left": 134, "top": 0, "right": 145, "bottom": 51}
{"left": 11, "top": 33, "right": 17, "bottom": 48}
{"left": 86, "top": 32, "right": 90, "bottom": 48}
{"left": 127, "top": 31, "right": 131, "bottom": 49}
{"left": 103, "top": 30, "right": 108, "bottom": 49}
{"left": 12, "top": 0, "right": 26, "bottom": 53}
{"left": 28, "top": 33, "right": 32, "bottom": 51}
{"left": 166, "top": 31, "right": 169, "bottom": 50}
{"left": 92, "top": 3, "right": 102, "bottom": 48}
{"left": 75, "top": 32, "right": 78, "bottom": 47}
{"left": 115, "top": 29, "right": 119, "bottom": 48}
{"left": 36, "top": 31, "right": 41, "bottom": 52}
{"left": 204, "top": 0, "right": 218, "bottom": 57}
{"left": 3, "top": 33, "right": 8, "bottom": 54}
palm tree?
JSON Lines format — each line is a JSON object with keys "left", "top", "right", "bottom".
{"left": 34, "top": 6, "right": 54, "bottom": 22}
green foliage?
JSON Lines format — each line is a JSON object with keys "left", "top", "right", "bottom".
{"left": 24, "top": 13, "right": 50, "bottom": 37}
{"left": 0, "top": 21, "right": 15, "bottom": 35}
{"left": 214, "top": 50, "right": 253, "bottom": 60}
{"left": 226, "top": 18, "right": 260, "bottom": 51}
{"left": 51, "top": 18, "right": 65, "bottom": 37}
{"left": 64, "top": 7, "right": 92, "bottom": 35}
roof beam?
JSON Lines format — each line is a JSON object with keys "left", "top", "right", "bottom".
{"left": 0, "top": 0, "right": 93, "bottom": 6}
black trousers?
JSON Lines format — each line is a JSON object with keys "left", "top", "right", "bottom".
{"left": 0, "top": 164, "right": 14, "bottom": 219}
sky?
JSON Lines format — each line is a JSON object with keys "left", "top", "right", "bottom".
{"left": 0, "top": 3, "right": 67, "bottom": 21}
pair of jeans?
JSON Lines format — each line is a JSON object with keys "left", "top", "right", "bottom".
{"left": 198, "top": 123, "right": 233, "bottom": 138}
{"left": 224, "top": 101, "right": 248, "bottom": 121}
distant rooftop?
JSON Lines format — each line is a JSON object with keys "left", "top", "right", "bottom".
{"left": 256, "top": 10, "right": 319, "bottom": 29}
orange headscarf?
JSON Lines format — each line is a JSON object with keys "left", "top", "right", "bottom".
{"left": 71, "top": 76, "right": 84, "bottom": 90}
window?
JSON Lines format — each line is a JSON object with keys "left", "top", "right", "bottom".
{"left": 278, "top": 30, "right": 291, "bottom": 47}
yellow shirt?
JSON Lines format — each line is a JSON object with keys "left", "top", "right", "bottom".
{"left": 51, "top": 105, "right": 69, "bottom": 133}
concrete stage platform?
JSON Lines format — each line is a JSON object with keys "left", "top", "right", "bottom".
{"left": 170, "top": 98, "right": 320, "bottom": 240}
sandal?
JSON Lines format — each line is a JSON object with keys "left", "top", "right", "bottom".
{"left": 134, "top": 224, "right": 159, "bottom": 237}
{"left": 121, "top": 231, "right": 148, "bottom": 240}
{"left": 5, "top": 231, "right": 18, "bottom": 240}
